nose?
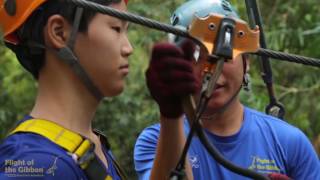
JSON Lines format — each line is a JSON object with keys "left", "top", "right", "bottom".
{"left": 122, "top": 35, "right": 133, "bottom": 57}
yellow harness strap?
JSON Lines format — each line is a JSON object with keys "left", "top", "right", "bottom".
{"left": 10, "top": 119, "right": 92, "bottom": 165}
{"left": 9, "top": 119, "right": 125, "bottom": 180}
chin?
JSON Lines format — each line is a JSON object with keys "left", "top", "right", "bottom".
{"left": 103, "top": 85, "right": 125, "bottom": 97}
{"left": 206, "top": 99, "right": 227, "bottom": 111}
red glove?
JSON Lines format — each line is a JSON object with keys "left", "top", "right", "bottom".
{"left": 268, "top": 173, "right": 292, "bottom": 180}
{"left": 146, "top": 41, "right": 199, "bottom": 118}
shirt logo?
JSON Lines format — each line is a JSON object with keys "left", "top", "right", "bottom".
{"left": 188, "top": 155, "right": 200, "bottom": 169}
{"left": 46, "top": 157, "right": 58, "bottom": 176}
{"left": 248, "top": 156, "right": 280, "bottom": 173}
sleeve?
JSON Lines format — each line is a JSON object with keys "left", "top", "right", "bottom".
{"left": 287, "top": 129, "right": 320, "bottom": 180}
{"left": 133, "top": 124, "right": 161, "bottom": 180}
{"left": 0, "top": 143, "right": 84, "bottom": 180}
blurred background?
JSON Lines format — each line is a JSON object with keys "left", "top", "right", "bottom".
{"left": 0, "top": 0, "right": 319, "bottom": 178}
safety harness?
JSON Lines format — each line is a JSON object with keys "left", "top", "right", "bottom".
{"left": 9, "top": 119, "right": 127, "bottom": 180}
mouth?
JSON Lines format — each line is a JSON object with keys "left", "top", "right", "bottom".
{"left": 212, "top": 84, "right": 225, "bottom": 94}
{"left": 214, "top": 84, "right": 224, "bottom": 90}
{"left": 119, "top": 64, "right": 129, "bottom": 75}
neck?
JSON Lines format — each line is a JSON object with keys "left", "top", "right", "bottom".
{"left": 201, "top": 99, "right": 244, "bottom": 136}
{"left": 30, "top": 54, "right": 100, "bottom": 138}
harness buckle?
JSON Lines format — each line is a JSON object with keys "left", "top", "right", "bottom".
{"left": 71, "top": 140, "right": 96, "bottom": 169}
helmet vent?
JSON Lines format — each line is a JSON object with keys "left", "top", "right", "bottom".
{"left": 4, "top": 0, "right": 16, "bottom": 16}
{"left": 171, "top": 14, "right": 179, "bottom": 26}
{"left": 221, "top": 0, "right": 232, "bottom": 12}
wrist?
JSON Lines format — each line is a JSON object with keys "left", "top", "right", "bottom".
{"left": 158, "top": 103, "right": 184, "bottom": 119}
{"left": 160, "top": 114, "right": 184, "bottom": 122}
{"left": 159, "top": 115, "right": 185, "bottom": 138}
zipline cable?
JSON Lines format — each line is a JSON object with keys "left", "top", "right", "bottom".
{"left": 66, "top": 0, "right": 320, "bottom": 68}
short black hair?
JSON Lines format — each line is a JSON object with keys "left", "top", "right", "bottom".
{"left": 6, "top": 0, "right": 122, "bottom": 79}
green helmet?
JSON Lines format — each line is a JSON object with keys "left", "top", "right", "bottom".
{"left": 169, "top": 0, "right": 239, "bottom": 44}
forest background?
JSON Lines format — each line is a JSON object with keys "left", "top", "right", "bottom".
{"left": 0, "top": 0, "right": 319, "bottom": 178}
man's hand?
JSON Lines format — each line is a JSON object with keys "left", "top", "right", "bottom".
{"left": 146, "top": 41, "right": 199, "bottom": 118}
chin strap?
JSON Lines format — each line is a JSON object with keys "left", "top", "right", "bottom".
{"left": 55, "top": 7, "right": 103, "bottom": 100}
{"left": 56, "top": 46, "right": 103, "bottom": 100}
{"left": 21, "top": 7, "right": 104, "bottom": 100}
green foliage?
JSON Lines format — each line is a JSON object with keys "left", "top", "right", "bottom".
{"left": 0, "top": 0, "right": 320, "bottom": 179}
{"left": 239, "top": 0, "right": 320, "bottom": 140}
{"left": 0, "top": 43, "right": 36, "bottom": 138}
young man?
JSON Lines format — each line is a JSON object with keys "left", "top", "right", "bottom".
{"left": 134, "top": 0, "right": 320, "bottom": 179}
{"left": 0, "top": 0, "right": 185, "bottom": 179}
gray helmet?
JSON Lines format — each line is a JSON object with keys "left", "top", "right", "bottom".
{"left": 169, "top": 0, "right": 239, "bottom": 44}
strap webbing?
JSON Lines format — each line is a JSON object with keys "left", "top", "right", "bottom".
{"left": 9, "top": 119, "right": 126, "bottom": 180}
{"left": 10, "top": 119, "right": 85, "bottom": 153}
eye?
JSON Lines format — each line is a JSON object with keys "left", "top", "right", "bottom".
{"left": 112, "top": 26, "right": 121, "bottom": 33}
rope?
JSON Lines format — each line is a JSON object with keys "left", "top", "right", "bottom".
{"left": 255, "top": 48, "right": 320, "bottom": 67}
{"left": 65, "top": 0, "right": 320, "bottom": 68}
{"left": 65, "top": 0, "right": 190, "bottom": 38}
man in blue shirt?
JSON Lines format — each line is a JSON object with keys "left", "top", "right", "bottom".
{"left": 0, "top": 0, "right": 189, "bottom": 179}
{"left": 135, "top": 108, "right": 320, "bottom": 179}
{"left": 134, "top": 0, "right": 320, "bottom": 179}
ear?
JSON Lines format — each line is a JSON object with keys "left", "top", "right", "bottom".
{"left": 44, "top": 15, "right": 72, "bottom": 49}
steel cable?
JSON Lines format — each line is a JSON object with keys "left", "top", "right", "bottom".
{"left": 66, "top": 0, "right": 320, "bottom": 68}
{"left": 256, "top": 48, "right": 320, "bottom": 67}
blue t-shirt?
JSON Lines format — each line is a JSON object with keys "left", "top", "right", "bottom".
{"left": 134, "top": 107, "right": 320, "bottom": 180}
{"left": 0, "top": 118, "right": 121, "bottom": 180}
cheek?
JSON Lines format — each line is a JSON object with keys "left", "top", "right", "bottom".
{"left": 74, "top": 34, "right": 121, "bottom": 89}
{"left": 83, "top": 26, "right": 122, "bottom": 68}
{"left": 77, "top": 37, "right": 114, "bottom": 70}
{"left": 224, "top": 63, "right": 244, "bottom": 87}
{"left": 89, "top": 32, "right": 116, "bottom": 57}
{"left": 86, "top": 32, "right": 125, "bottom": 95}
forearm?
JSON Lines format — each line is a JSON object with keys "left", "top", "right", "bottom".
{"left": 150, "top": 115, "right": 193, "bottom": 180}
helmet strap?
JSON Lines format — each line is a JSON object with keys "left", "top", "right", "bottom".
{"left": 200, "top": 83, "right": 242, "bottom": 121}
{"left": 242, "top": 56, "right": 251, "bottom": 92}
{"left": 56, "top": 7, "right": 103, "bottom": 100}
{"left": 201, "top": 56, "right": 248, "bottom": 121}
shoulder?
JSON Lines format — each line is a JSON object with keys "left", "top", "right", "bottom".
{"left": 245, "top": 107, "right": 303, "bottom": 136}
{"left": 133, "top": 124, "right": 161, "bottom": 177}
{"left": 135, "top": 118, "right": 191, "bottom": 144}
{"left": 141, "top": 123, "right": 162, "bottom": 134}
{"left": 0, "top": 133, "right": 86, "bottom": 180}
{"left": 244, "top": 107, "right": 317, "bottom": 157}
{"left": 134, "top": 120, "right": 191, "bottom": 158}
{"left": 244, "top": 106, "right": 317, "bottom": 156}
{"left": 245, "top": 107, "right": 320, "bottom": 178}
{"left": 135, "top": 123, "right": 161, "bottom": 145}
